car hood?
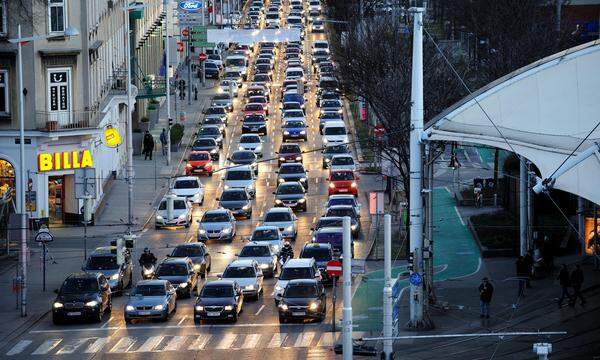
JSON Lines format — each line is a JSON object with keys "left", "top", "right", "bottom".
{"left": 171, "top": 188, "right": 201, "bottom": 197}
{"left": 220, "top": 199, "right": 250, "bottom": 209}
{"left": 157, "top": 208, "right": 188, "bottom": 218}
{"left": 56, "top": 292, "right": 100, "bottom": 303}
{"left": 248, "top": 239, "right": 282, "bottom": 251}
{"left": 282, "top": 297, "right": 317, "bottom": 306}
{"left": 239, "top": 142, "right": 260, "bottom": 149}
{"left": 330, "top": 164, "right": 356, "bottom": 172}
{"left": 192, "top": 145, "right": 217, "bottom": 152}
{"left": 188, "top": 160, "right": 210, "bottom": 167}
{"left": 283, "top": 126, "right": 306, "bottom": 132}
{"left": 324, "top": 135, "right": 349, "bottom": 143}
{"left": 279, "top": 173, "right": 305, "bottom": 180}
{"left": 224, "top": 180, "right": 254, "bottom": 188}
{"left": 222, "top": 277, "right": 258, "bottom": 287}
{"left": 239, "top": 256, "right": 274, "bottom": 265}
{"left": 276, "top": 193, "right": 305, "bottom": 201}
{"left": 201, "top": 222, "right": 231, "bottom": 231}
{"left": 275, "top": 280, "right": 290, "bottom": 289}
{"left": 205, "top": 114, "right": 226, "bottom": 120}
{"left": 156, "top": 275, "right": 189, "bottom": 284}
{"left": 197, "top": 297, "right": 236, "bottom": 306}
{"left": 85, "top": 269, "right": 119, "bottom": 279}
{"left": 126, "top": 295, "right": 167, "bottom": 307}
{"left": 280, "top": 153, "right": 301, "bottom": 158}
{"left": 263, "top": 221, "right": 293, "bottom": 229}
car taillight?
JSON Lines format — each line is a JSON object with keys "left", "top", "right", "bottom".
{"left": 351, "top": 182, "right": 357, "bottom": 188}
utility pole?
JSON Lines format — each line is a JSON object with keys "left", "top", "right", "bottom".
{"left": 383, "top": 214, "right": 393, "bottom": 359}
{"left": 124, "top": 9, "right": 135, "bottom": 234}
{"left": 519, "top": 156, "right": 527, "bottom": 256}
{"left": 165, "top": 0, "right": 172, "bottom": 166}
{"left": 201, "top": 0, "right": 206, "bottom": 87}
{"left": 16, "top": 24, "right": 27, "bottom": 317}
{"left": 187, "top": 26, "right": 192, "bottom": 105}
{"left": 342, "top": 216, "right": 353, "bottom": 360}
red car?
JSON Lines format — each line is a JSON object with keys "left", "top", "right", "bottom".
{"left": 328, "top": 170, "right": 359, "bottom": 196}
{"left": 243, "top": 103, "right": 266, "bottom": 117}
{"left": 185, "top": 151, "right": 214, "bottom": 176}
{"left": 277, "top": 144, "right": 302, "bottom": 166}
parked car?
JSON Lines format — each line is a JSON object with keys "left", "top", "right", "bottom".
{"left": 278, "top": 279, "right": 326, "bottom": 323}
{"left": 155, "top": 257, "right": 198, "bottom": 298}
{"left": 197, "top": 209, "right": 237, "bottom": 242}
{"left": 194, "top": 280, "right": 244, "bottom": 323}
{"left": 155, "top": 196, "right": 192, "bottom": 229}
{"left": 52, "top": 272, "right": 112, "bottom": 324}
{"left": 221, "top": 259, "right": 264, "bottom": 300}
{"left": 124, "top": 280, "right": 177, "bottom": 323}
{"left": 169, "top": 243, "right": 211, "bottom": 278}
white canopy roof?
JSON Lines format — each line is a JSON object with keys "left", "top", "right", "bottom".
{"left": 425, "top": 40, "right": 600, "bottom": 205}
{"left": 207, "top": 28, "right": 301, "bottom": 45}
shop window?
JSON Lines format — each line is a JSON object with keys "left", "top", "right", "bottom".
{"left": 48, "top": 0, "right": 67, "bottom": 34}
{"left": 0, "top": 70, "right": 8, "bottom": 114}
{"left": 0, "top": 159, "right": 15, "bottom": 200}
{"left": 0, "top": 0, "right": 7, "bottom": 37}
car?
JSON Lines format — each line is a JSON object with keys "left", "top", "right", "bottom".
{"left": 243, "top": 103, "right": 267, "bottom": 117}
{"left": 246, "top": 85, "right": 270, "bottom": 99}
{"left": 124, "top": 280, "right": 177, "bottom": 323}
{"left": 228, "top": 150, "right": 258, "bottom": 175}
{"left": 250, "top": 74, "right": 272, "bottom": 89}
{"left": 317, "top": 90, "right": 341, "bottom": 107}
{"left": 286, "top": 15, "right": 302, "bottom": 27}
{"left": 282, "top": 101, "right": 303, "bottom": 112}
{"left": 197, "top": 209, "right": 237, "bottom": 242}
{"left": 225, "top": 55, "right": 248, "bottom": 80}
{"left": 318, "top": 76, "right": 340, "bottom": 94}
{"left": 202, "top": 116, "right": 226, "bottom": 136}
{"left": 282, "top": 92, "right": 305, "bottom": 107}
{"left": 206, "top": 54, "right": 223, "bottom": 68}
{"left": 198, "top": 125, "right": 224, "bottom": 148}
{"left": 320, "top": 99, "right": 343, "bottom": 115}
{"left": 273, "top": 258, "right": 322, "bottom": 303}
{"left": 274, "top": 181, "right": 307, "bottom": 212}
{"left": 299, "top": 243, "right": 334, "bottom": 285}
{"left": 204, "top": 106, "right": 228, "bottom": 125}
{"left": 155, "top": 257, "right": 199, "bottom": 298}
{"left": 329, "top": 154, "right": 357, "bottom": 172}
{"left": 218, "top": 188, "right": 253, "bottom": 218}
{"left": 322, "top": 121, "right": 349, "bottom": 145}
{"left": 278, "top": 279, "right": 326, "bottom": 323}
{"left": 308, "top": 9, "right": 321, "bottom": 19}
{"left": 219, "top": 80, "right": 238, "bottom": 97}
{"left": 223, "top": 165, "right": 256, "bottom": 198}
{"left": 82, "top": 246, "right": 133, "bottom": 294}
{"left": 319, "top": 112, "right": 343, "bottom": 133}
{"left": 191, "top": 138, "right": 220, "bottom": 161}
{"left": 204, "top": 61, "right": 221, "bottom": 79}
{"left": 248, "top": 95, "right": 269, "bottom": 115}
{"left": 212, "top": 93, "right": 234, "bottom": 112}
{"left": 52, "top": 272, "right": 112, "bottom": 324}
{"left": 328, "top": 170, "right": 359, "bottom": 196}
{"left": 155, "top": 196, "right": 192, "bottom": 229}
{"left": 262, "top": 208, "right": 297, "bottom": 240}
{"left": 265, "top": 12, "right": 280, "bottom": 27}
{"left": 311, "top": 19, "right": 325, "bottom": 32}
{"left": 308, "top": 0, "right": 321, "bottom": 11}
{"left": 185, "top": 151, "right": 214, "bottom": 176}
{"left": 194, "top": 280, "right": 244, "bottom": 323}
{"left": 322, "top": 143, "right": 350, "bottom": 168}
{"left": 221, "top": 260, "right": 264, "bottom": 300}
{"left": 242, "top": 114, "right": 267, "bottom": 135}
{"left": 170, "top": 176, "right": 205, "bottom": 205}
{"left": 312, "top": 226, "right": 347, "bottom": 254}
{"left": 327, "top": 194, "right": 362, "bottom": 214}
{"left": 282, "top": 120, "right": 308, "bottom": 142}
{"left": 169, "top": 243, "right": 211, "bottom": 278}
{"left": 238, "top": 133, "right": 263, "bottom": 157}
{"left": 237, "top": 242, "right": 279, "bottom": 278}
{"left": 277, "top": 143, "right": 302, "bottom": 166}
{"left": 282, "top": 109, "right": 306, "bottom": 122}
{"left": 324, "top": 205, "right": 361, "bottom": 236}
{"left": 277, "top": 163, "right": 308, "bottom": 190}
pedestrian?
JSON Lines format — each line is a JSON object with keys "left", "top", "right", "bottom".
{"left": 478, "top": 277, "right": 494, "bottom": 318}
{"left": 570, "top": 264, "right": 585, "bottom": 306}
{"left": 142, "top": 131, "right": 154, "bottom": 160}
{"left": 523, "top": 250, "right": 534, "bottom": 288}
{"left": 474, "top": 182, "right": 483, "bottom": 208}
{"left": 557, "top": 264, "right": 571, "bottom": 308}
{"left": 543, "top": 235, "right": 554, "bottom": 270}
{"left": 159, "top": 128, "right": 168, "bottom": 156}
{"left": 194, "top": 85, "right": 198, "bottom": 101}
{"left": 516, "top": 256, "right": 526, "bottom": 297}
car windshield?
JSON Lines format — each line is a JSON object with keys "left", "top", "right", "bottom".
{"left": 284, "top": 102, "right": 301, "bottom": 109}
{"left": 223, "top": 266, "right": 256, "bottom": 278}
{"left": 264, "top": 212, "right": 292, "bottom": 222}
{"left": 172, "top": 246, "right": 204, "bottom": 257}
{"left": 232, "top": 152, "right": 256, "bottom": 161}
{"left": 202, "top": 212, "right": 230, "bottom": 222}
{"left": 326, "top": 208, "right": 355, "bottom": 218}
{"left": 201, "top": 286, "right": 234, "bottom": 297}
{"left": 214, "top": 93, "right": 230, "bottom": 100}
{"left": 252, "top": 227, "right": 280, "bottom": 239}
{"left": 225, "top": 171, "right": 252, "bottom": 181}
{"left": 249, "top": 97, "right": 266, "bottom": 104}
{"left": 301, "top": 247, "right": 332, "bottom": 261}
{"left": 61, "top": 278, "right": 99, "bottom": 294}
{"left": 225, "top": 72, "right": 241, "bottom": 78}
{"left": 280, "top": 145, "right": 300, "bottom": 154}
{"left": 221, "top": 190, "right": 248, "bottom": 201}
{"left": 240, "top": 135, "right": 260, "bottom": 143}
{"left": 253, "top": 75, "right": 269, "bottom": 82}
{"left": 266, "top": 13, "right": 279, "bottom": 19}
{"left": 174, "top": 180, "right": 199, "bottom": 189}
{"left": 280, "top": 164, "right": 304, "bottom": 174}
{"left": 284, "top": 110, "right": 305, "bottom": 118}
{"left": 132, "top": 285, "right": 166, "bottom": 296}
{"left": 322, "top": 101, "right": 340, "bottom": 108}
{"left": 205, "top": 107, "right": 225, "bottom": 115}
{"left": 208, "top": 54, "right": 220, "bottom": 60}
{"left": 331, "top": 171, "right": 355, "bottom": 181}
{"left": 194, "top": 139, "right": 216, "bottom": 147}
{"left": 204, "top": 118, "right": 223, "bottom": 125}
{"left": 277, "top": 184, "right": 304, "bottom": 195}
{"left": 287, "top": 17, "right": 302, "bottom": 24}
{"left": 324, "top": 145, "right": 348, "bottom": 154}
{"left": 158, "top": 200, "right": 187, "bottom": 210}
{"left": 284, "top": 285, "right": 318, "bottom": 298}
{"left": 329, "top": 198, "right": 355, "bottom": 207}
{"left": 226, "top": 58, "right": 246, "bottom": 67}
{"left": 320, "top": 80, "right": 339, "bottom": 88}
{"left": 321, "top": 113, "right": 341, "bottom": 120}
{"left": 317, "top": 218, "right": 343, "bottom": 229}
{"left": 324, "top": 127, "right": 346, "bottom": 135}
{"left": 200, "top": 127, "right": 220, "bottom": 135}
{"left": 332, "top": 157, "right": 354, "bottom": 165}
{"left": 157, "top": 264, "right": 188, "bottom": 276}
{"left": 247, "top": 90, "right": 266, "bottom": 98}
{"left": 283, "top": 121, "right": 305, "bottom": 128}
{"left": 313, "top": 20, "right": 324, "bottom": 26}
{"left": 206, "top": 62, "right": 218, "bottom": 69}
{"left": 245, "top": 104, "right": 263, "bottom": 111}
{"left": 189, "top": 152, "right": 209, "bottom": 161}
{"left": 240, "top": 245, "right": 271, "bottom": 257}
{"left": 85, "top": 256, "right": 118, "bottom": 270}
{"left": 280, "top": 267, "right": 312, "bottom": 280}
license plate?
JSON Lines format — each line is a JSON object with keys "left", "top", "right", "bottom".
{"left": 339, "top": 189, "right": 348, "bottom": 192}
{"left": 67, "top": 312, "right": 81, "bottom": 316}
{"left": 207, "top": 311, "right": 221, "bottom": 317}
{"left": 286, "top": 159, "right": 294, "bottom": 162}
{"left": 292, "top": 311, "right": 305, "bottom": 316}
{"left": 138, "top": 311, "right": 151, "bottom": 316}
{"left": 251, "top": 127, "right": 258, "bottom": 131}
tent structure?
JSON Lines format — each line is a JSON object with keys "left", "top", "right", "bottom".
{"left": 207, "top": 28, "right": 301, "bottom": 45}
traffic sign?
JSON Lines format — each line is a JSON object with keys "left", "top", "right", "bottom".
{"left": 182, "top": 28, "right": 190, "bottom": 37}
{"left": 198, "top": 53, "right": 206, "bottom": 61}
{"left": 409, "top": 272, "right": 423, "bottom": 286}
{"left": 326, "top": 260, "right": 343, "bottom": 277}
{"left": 35, "top": 227, "right": 54, "bottom": 243}
{"left": 178, "top": 0, "right": 202, "bottom": 12}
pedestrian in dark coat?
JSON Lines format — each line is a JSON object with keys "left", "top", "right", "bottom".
{"left": 523, "top": 250, "right": 534, "bottom": 288}
{"left": 557, "top": 264, "right": 571, "bottom": 308}
{"left": 159, "top": 128, "right": 168, "bottom": 156}
{"left": 516, "top": 256, "right": 526, "bottom": 297}
{"left": 143, "top": 131, "right": 154, "bottom": 160}
{"left": 570, "top": 264, "right": 585, "bottom": 306}
{"left": 479, "top": 277, "right": 494, "bottom": 318}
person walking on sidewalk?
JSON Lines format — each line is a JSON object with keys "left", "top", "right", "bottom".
{"left": 516, "top": 256, "right": 526, "bottom": 297}
{"left": 194, "top": 85, "right": 198, "bottom": 101}
{"left": 570, "top": 264, "right": 585, "bottom": 306}
{"left": 523, "top": 250, "right": 534, "bottom": 288}
{"left": 159, "top": 128, "right": 168, "bottom": 156}
{"left": 479, "top": 277, "right": 494, "bottom": 318}
{"left": 143, "top": 131, "right": 155, "bottom": 160}
{"left": 557, "top": 264, "right": 572, "bottom": 308}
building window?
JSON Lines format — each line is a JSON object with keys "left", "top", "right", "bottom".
{"left": 48, "top": 0, "right": 67, "bottom": 34}
{"left": 47, "top": 68, "right": 71, "bottom": 125}
{"left": 0, "top": 70, "right": 8, "bottom": 114}
{"left": 0, "top": 0, "right": 7, "bottom": 37}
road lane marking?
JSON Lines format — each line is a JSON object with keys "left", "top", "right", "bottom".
{"left": 267, "top": 333, "right": 287, "bottom": 348}
{"left": 135, "top": 336, "right": 164, "bottom": 353}
{"left": 31, "top": 339, "right": 62, "bottom": 355}
{"left": 317, "top": 332, "right": 339, "bottom": 347}
{"left": 178, "top": 316, "right": 187, "bottom": 325}
{"left": 163, "top": 336, "right": 187, "bottom": 351}
{"left": 5, "top": 340, "right": 32, "bottom": 356}
{"left": 84, "top": 337, "right": 109, "bottom": 353}
{"left": 56, "top": 338, "right": 91, "bottom": 355}
{"left": 454, "top": 206, "right": 466, "bottom": 226}
{"left": 188, "top": 334, "right": 211, "bottom": 350}
{"left": 294, "top": 331, "right": 315, "bottom": 347}
{"left": 255, "top": 304, "right": 266, "bottom": 316}
{"left": 215, "top": 333, "right": 237, "bottom": 349}
{"left": 239, "top": 333, "right": 261, "bottom": 349}
{"left": 109, "top": 337, "right": 136, "bottom": 353}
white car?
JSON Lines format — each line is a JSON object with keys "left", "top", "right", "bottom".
{"left": 170, "top": 177, "right": 205, "bottom": 205}
{"left": 282, "top": 109, "right": 306, "bottom": 122}
{"left": 262, "top": 207, "right": 297, "bottom": 240}
{"left": 322, "top": 120, "right": 349, "bottom": 145}
{"left": 219, "top": 80, "right": 238, "bottom": 97}
{"left": 273, "top": 258, "right": 322, "bottom": 303}
{"left": 223, "top": 165, "right": 256, "bottom": 198}
{"left": 221, "top": 259, "right": 264, "bottom": 299}
{"left": 155, "top": 196, "right": 192, "bottom": 229}
{"left": 238, "top": 134, "right": 263, "bottom": 157}
{"left": 329, "top": 154, "right": 357, "bottom": 172}
{"left": 308, "top": 0, "right": 321, "bottom": 11}
{"left": 327, "top": 194, "right": 362, "bottom": 214}
{"left": 224, "top": 55, "right": 248, "bottom": 80}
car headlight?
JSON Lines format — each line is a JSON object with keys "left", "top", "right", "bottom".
{"left": 246, "top": 184, "right": 254, "bottom": 190}
{"left": 224, "top": 185, "right": 230, "bottom": 190}
{"left": 195, "top": 305, "right": 204, "bottom": 311}
{"left": 300, "top": 177, "right": 307, "bottom": 182}
{"left": 298, "top": 198, "right": 306, "bottom": 203}
{"left": 224, "top": 305, "right": 234, "bottom": 311}
{"left": 242, "top": 204, "right": 251, "bottom": 210}
{"left": 286, "top": 225, "right": 294, "bottom": 232}
{"left": 110, "top": 273, "right": 119, "bottom": 280}
{"left": 199, "top": 229, "right": 206, "bottom": 235}
{"left": 186, "top": 164, "right": 192, "bottom": 168}
{"left": 85, "top": 300, "right": 99, "bottom": 307}
{"left": 211, "top": 149, "right": 218, "bottom": 154}
{"left": 218, "top": 88, "right": 224, "bottom": 93}
{"left": 179, "top": 282, "right": 189, "bottom": 288}
{"left": 279, "top": 157, "right": 285, "bottom": 161}
{"left": 275, "top": 285, "right": 283, "bottom": 292}
{"left": 222, "top": 227, "right": 232, "bottom": 234}
{"left": 275, "top": 199, "right": 283, "bottom": 204}
{"left": 351, "top": 181, "right": 357, "bottom": 188}
{"left": 143, "top": 268, "right": 154, "bottom": 275}
{"left": 245, "top": 285, "right": 255, "bottom": 291}
{"left": 300, "top": 130, "right": 306, "bottom": 135}
{"left": 323, "top": 138, "right": 328, "bottom": 144}
{"left": 53, "top": 302, "right": 63, "bottom": 309}
{"left": 193, "top": 264, "right": 201, "bottom": 271}
{"left": 284, "top": 131, "right": 290, "bottom": 135}
{"left": 279, "top": 304, "right": 288, "bottom": 311}
{"left": 338, "top": 109, "right": 343, "bottom": 113}
{"left": 156, "top": 215, "right": 164, "bottom": 220}
{"left": 153, "top": 304, "right": 164, "bottom": 311}
{"left": 325, "top": 158, "right": 331, "bottom": 163}
{"left": 260, "top": 263, "right": 269, "bottom": 269}
{"left": 329, "top": 183, "right": 336, "bottom": 189}
{"left": 295, "top": 156, "right": 302, "bottom": 161}
{"left": 125, "top": 305, "right": 135, "bottom": 312}
{"left": 255, "top": 145, "right": 263, "bottom": 152}
{"left": 278, "top": 178, "right": 285, "bottom": 183}
{"left": 238, "top": 145, "right": 245, "bottom": 150}
{"left": 178, "top": 213, "right": 187, "bottom": 220}
{"left": 351, "top": 224, "right": 358, "bottom": 231}
{"left": 309, "top": 302, "right": 319, "bottom": 311}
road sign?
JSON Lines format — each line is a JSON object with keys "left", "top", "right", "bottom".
{"left": 178, "top": 0, "right": 202, "bottom": 12}
{"left": 198, "top": 53, "right": 206, "bottom": 61}
{"left": 34, "top": 227, "right": 54, "bottom": 243}
{"left": 326, "top": 260, "right": 343, "bottom": 277}
{"left": 74, "top": 167, "right": 96, "bottom": 199}
{"left": 409, "top": 272, "right": 423, "bottom": 286}
{"left": 369, "top": 192, "right": 384, "bottom": 215}
{"left": 182, "top": 28, "right": 190, "bottom": 37}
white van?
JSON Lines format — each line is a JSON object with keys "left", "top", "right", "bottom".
{"left": 322, "top": 120, "right": 349, "bottom": 145}
{"left": 225, "top": 55, "right": 248, "bottom": 81}
{"left": 285, "top": 67, "right": 305, "bottom": 83}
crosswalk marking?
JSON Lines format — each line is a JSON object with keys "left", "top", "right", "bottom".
{"left": 109, "top": 337, "right": 135, "bottom": 353}
{"left": 294, "top": 331, "right": 315, "bottom": 347}
{"left": 267, "top": 332, "right": 287, "bottom": 348}
{"left": 163, "top": 336, "right": 187, "bottom": 351}
{"left": 188, "top": 334, "right": 211, "bottom": 350}
{"left": 84, "top": 337, "right": 108, "bottom": 353}
{"left": 239, "top": 334, "right": 261, "bottom": 349}
{"left": 6, "top": 340, "right": 32, "bottom": 356}
{"left": 135, "top": 336, "right": 164, "bottom": 353}
{"left": 215, "top": 333, "right": 237, "bottom": 349}
{"left": 317, "top": 332, "right": 339, "bottom": 347}
{"left": 32, "top": 339, "right": 62, "bottom": 355}
{"left": 56, "top": 338, "right": 91, "bottom": 354}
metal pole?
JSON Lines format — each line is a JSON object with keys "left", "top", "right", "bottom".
{"left": 17, "top": 24, "right": 28, "bottom": 317}
{"left": 124, "top": 8, "right": 135, "bottom": 234}
{"left": 187, "top": 27, "right": 192, "bottom": 105}
{"left": 527, "top": 161, "right": 533, "bottom": 250}
{"left": 84, "top": 220, "right": 87, "bottom": 260}
{"left": 332, "top": 277, "right": 337, "bottom": 334}
{"left": 426, "top": 143, "right": 434, "bottom": 306}
{"left": 408, "top": 6, "right": 425, "bottom": 328}
{"left": 42, "top": 243, "right": 46, "bottom": 292}
{"left": 202, "top": 0, "right": 206, "bottom": 87}
{"left": 577, "top": 196, "right": 585, "bottom": 255}
{"left": 383, "top": 214, "right": 393, "bottom": 359}
{"left": 342, "top": 216, "right": 353, "bottom": 360}
{"left": 165, "top": 0, "right": 172, "bottom": 166}
{"left": 220, "top": 0, "right": 223, "bottom": 27}
{"left": 519, "top": 156, "right": 527, "bottom": 256}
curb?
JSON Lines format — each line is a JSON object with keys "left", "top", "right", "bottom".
{"left": 343, "top": 99, "right": 365, "bottom": 163}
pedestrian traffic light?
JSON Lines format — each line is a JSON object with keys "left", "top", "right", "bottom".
{"left": 407, "top": 251, "right": 414, "bottom": 272}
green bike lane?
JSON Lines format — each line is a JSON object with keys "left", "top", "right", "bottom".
{"left": 352, "top": 188, "right": 481, "bottom": 332}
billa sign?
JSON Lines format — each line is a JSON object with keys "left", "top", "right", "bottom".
{"left": 103, "top": 125, "right": 122, "bottom": 148}
{"left": 38, "top": 150, "right": 93, "bottom": 172}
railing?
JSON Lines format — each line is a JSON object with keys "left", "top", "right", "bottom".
{"left": 35, "top": 110, "right": 102, "bottom": 131}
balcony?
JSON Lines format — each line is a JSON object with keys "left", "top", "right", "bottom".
{"left": 35, "top": 110, "right": 102, "bottom": 132}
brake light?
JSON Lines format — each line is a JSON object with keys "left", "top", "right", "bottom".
{"left": 351, "top": 182, "right": 357, "bottom": 188}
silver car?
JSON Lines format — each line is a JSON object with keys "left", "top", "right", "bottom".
{"left": 262, "top": 208, "right": 297, "bottom": 240}
{"left": 212, "top": 93, "right": 234, "bottom": 112}
{"left": 238, "top": 134, "right": 263, "bottom": 157}
{"left": 237, "top": 241, "right": 279, "bottom": 277}
{"left": 155, "top": 196, "right": 192, "bottom": 229}
{"left": 223, "top": 165, "right": 256, "bottom": 198}
{"left": 124, "top": 280, "right": 177, "bottom": 323}
{"left": 197, "top": 209, "right": 237, "bottom": 242}
{"left": 221, "top": 259, "right": 264, "bottom": 299}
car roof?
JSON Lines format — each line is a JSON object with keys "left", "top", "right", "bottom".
{"left": 280, "top": 162, "right": 304, "bottom": 169}
{"left": 329, "top": 194, "right": 356, "bottom": 200}
{"left": 316, "top": 227, "right": 344, "bottom": 233}
{"left": 265, "top": 207, "right": 293, "bottom": 214}
{"left": 226, "top": 165, "right": 253, "bottom": 171}
{"left": 204, "top": 208, "right": 230, "bottom": 215}
{"left": 331, "top": 154, "right": 353, "bottom": 159}
{"left": 303, "top": 242, "right": 332, "bottom": 250}
{"left": 174, "top": 176, "right": 199, "bottom": 182}
{"left": 330, "top": 169, "right": 354, "bottom": 174}
{"left": 160, "top": 195, "right": 187, "bottom": 201}
{"left": 161, "top": 257, "right": 190, "bottom": 264}
{"left": 327, "top": 204, "right": 355, "bottom": 211}
{"left": 278, "top": 181, "right": 304, "bottom": 188}
{"left": 246, "top": 241, "right": 273, "bottom": 248}
{"left": 174, "top": 242, "right": 205, "bottom": 249}
{"left": 284, "top": 258, "right": 315, "bottom": 267}
{"left": 287, "top": 279, "right": 319, "bottom": 287}
{"left": 205, "top": 280, "right": 235, "bottom": 287}
{"left": 228, "top": 259, "right": 257, "bottom": 267}
{"left": 67, "top": 272, "right": 100, "bottom": 280}
{"left": 90, "top": 246, "right": 117, "bottom": 256}
{"left": 136, "top": 279, "right": 168, "bottom": 286}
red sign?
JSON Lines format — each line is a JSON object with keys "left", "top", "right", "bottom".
{"left": 326, "top": 260, "right": 343, "bottom": 277}
{"left": 182, "top": 28, "right": 190, "bottom": 37}
{"left": 208, "top": 5, "right": 213, "bottom": 13}
{"left": 198, "top": 53, "right": 207, "bottom": 61}
{"left": 177, "top": 41, "right": 184, "bottom": 52}
{"left": 374, "top": 124, "right": 385, "bottom": 137}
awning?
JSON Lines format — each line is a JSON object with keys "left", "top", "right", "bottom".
{"left": 207, "top": 28, "right": 301, "bottom": 45}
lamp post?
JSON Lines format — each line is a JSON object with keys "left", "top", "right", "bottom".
{"left": 9, "top": 24, "right": 79, "bottom": 317}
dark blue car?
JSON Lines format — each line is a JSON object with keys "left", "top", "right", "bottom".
{"left": 283, "top": 93, "right": 304, "bottom": 107}
{"left": 282, "top": 120, "right": 307, "bottom": 142}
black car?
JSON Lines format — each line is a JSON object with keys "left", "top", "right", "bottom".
{"left": 277, "top": 163, "right": 308, "bottom": 190}
{"left": 194, "top": 280, "right": 244, "bottom": 323}
{"left": 192, "top": 138, "right": 220, "bottom": 160}
{"left": 242, "top": 114, "right": 267, "bottom": 135}
{"left": 52, "top": 272, "right": 112, "bottom": 324}
{"left": 322, "top": 143, "right": 350, "bottom": 168}
{"left": 82, "top": 246, "right": 133, "bottom": 294}
{"left": 218, "top": 188, "right": 253, "bottom": 218}
{"left": 299, "top": 243, "right": 335, "bottom": 285}
{"left": 278, "top": 279, "right": 326, "bottom": 323}
{"left": 228, "top": 150, "right": 258, "bottom": 175}
{"left": 274, "top": 181, "right": 307, "bottom": 212}
{"left": 204, "top": 62, "right": 221, "bottom": 79}
{"left": 155, "top": 258, "right": 199, "bottom": 298}
{"left": 169, "top": 243, "right": 212, "bottom": 278}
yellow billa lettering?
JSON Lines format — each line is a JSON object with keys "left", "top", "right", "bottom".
{"left": 38, "top": 154, "right": 53, "bottom": 172}
{"left": 62, "top": 152, "right": 72, "bottom": 169}
{"left": 72, "top": 151, "right": 81, "bottom": 168}
{"left": 54, "top": 152, "right": 61, "bottom": 170}
{"left": 37, "top": 150, "right": 93, "bottom": 171}
{"left": 80, "top": 150, "right": 93, "bottom": 168}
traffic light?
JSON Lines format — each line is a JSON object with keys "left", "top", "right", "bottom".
{"left": 407, "top": 251, "right": 414, "bottom": 272}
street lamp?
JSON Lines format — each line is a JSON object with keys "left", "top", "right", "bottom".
{"left": 8, "top": 24, "right": 79, "bottom": 317}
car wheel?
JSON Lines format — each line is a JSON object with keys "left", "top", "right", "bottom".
{"left": 173, "top": 302, "right": 178, "bottom": 313}
{"left": 279, "top": 315, "right": 287, "bottom": 324}
{"left": 106, "top": 301, "right": 112, "bottom": 313}
{"left": 52, "top": 315, "right": 63, "bottom": 325}
{"left": 231, "top": 311, "right": 238, "bottom": 323}
{"left": 125, "top": 318, "right": 132, "bottom": 325}
{"left": 161, "top": 313, "right": 169, "bottom": 322}
{"left": 94, "top": 311, "right": 102, "bottom": 323}
{"left": 194, "top": 318, "right": 203, "bottom": 324}
{"left": 201, "top": 270, "right": 206, "bottom": 279}
{"left": 185, "top": 221, "right": 190, "bottom": 228}
{"left": 155, "top": 225, "right": 161, "bottom": 230}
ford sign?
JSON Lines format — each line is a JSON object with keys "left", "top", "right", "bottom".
{"left": 179, "top": 0, "right": 202, "bottom": 12}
